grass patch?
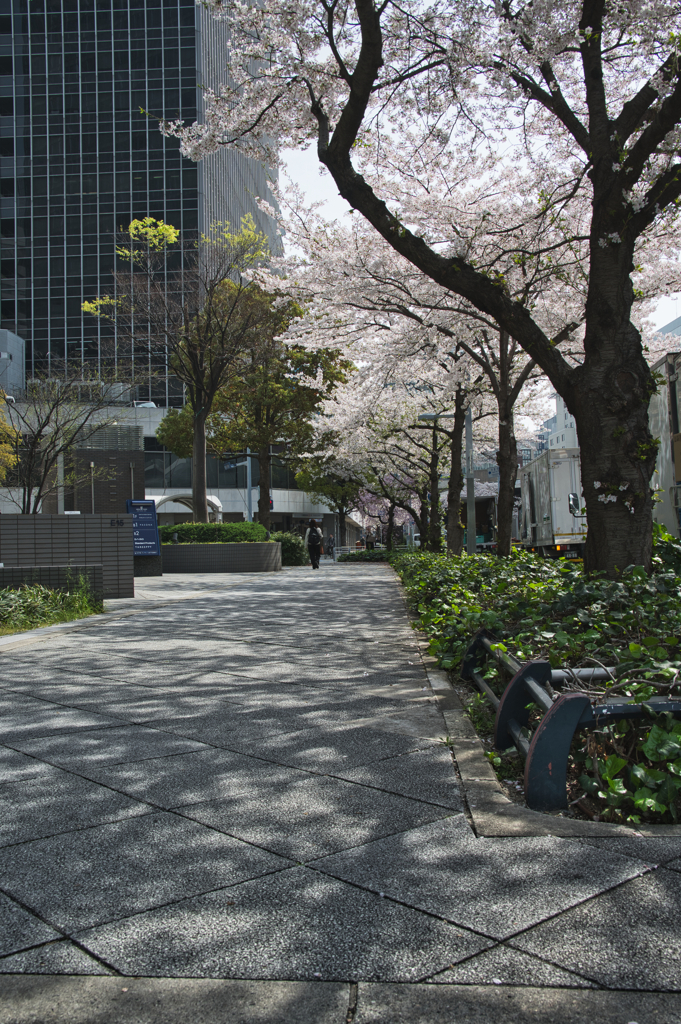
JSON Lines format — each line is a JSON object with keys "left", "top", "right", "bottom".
{"left": 0, "top": 576, "right": 103, "bottom": 637}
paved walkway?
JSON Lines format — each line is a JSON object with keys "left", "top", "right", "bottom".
{"left": 0, "top": 564, "right": 680, "bottom": 1022}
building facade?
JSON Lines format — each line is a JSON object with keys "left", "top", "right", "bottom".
{"left": 1, "top": 0, "right": 277, "bottom": 395}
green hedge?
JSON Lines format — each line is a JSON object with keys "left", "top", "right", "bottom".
{"left": 271, "top": 531, "right": 308, "bottom": 566}
{"left": 159, "top": 522, "right": 267, "bottom": 544}
{"left": 337, "top": 549, "right": 392, "bottom": 562}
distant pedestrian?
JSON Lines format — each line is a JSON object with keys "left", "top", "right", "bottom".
{"left": 326, "top": 534, "right": 335, "bottom": 560}
{"left": 305, "top": 519, "right": 323, "bottom": 569}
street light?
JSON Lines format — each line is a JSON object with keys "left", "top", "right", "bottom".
{"left": 418, "top": 410, "right": 476, "bottom": 555}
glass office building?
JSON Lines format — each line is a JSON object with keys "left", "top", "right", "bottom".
{"left": 0, "top": 0, "right": 277, "bottom": 399}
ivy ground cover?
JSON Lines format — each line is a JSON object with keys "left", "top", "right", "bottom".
{"left": 393, "top": 528, "right": 681, "bottom": 825}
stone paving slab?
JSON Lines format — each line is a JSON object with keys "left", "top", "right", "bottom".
{"left": 0, "top": 747, "right": 60, "bottom": 784}
{"left": 355, "top": 984, "right": 681, "bottom": 1023}
{"left": 510, "top": 868, "right": 681, "bottom": 990}
{"left": 0, "top": 942, "right": 111, "bottom": 976}
{"left": 177, "top": 771, "right": 453, "bottom": 861}
{"left": 0, "top": 563, "right": 678, "bottom": 1001}
{"left": 429, "top": 945, "right": 596, "bottom": 987}
{"left": 0, "top": 977, "right": 351, "bottom": 1024}
{"left": 0, "top": 891, "right": 60, "bottom": 958}
{"left": 334, "top": 746, "right": 463, "bottom": 809}
{"left": 11, "top": 725, "right": 208, "bottom": 770}
{"left": 0, "top": 707, "right": 122, "bottom": 743}
{"left": 0, "top": 771, "right": 152, "bottom": 848}
{"left": 313, "top": 817, "right": 651, "bottom": 940}
{"left": 0, "top": 812, "right": 290, "bottom": 931}
{"left": 79, "top": 747, "right": 299, "bottom": 810}
{"left": 75, "top": 866, "right": 492, "bottom": 980}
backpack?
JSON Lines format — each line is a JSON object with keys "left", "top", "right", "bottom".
{"left": 308, "top": 528, "right": 321, "bottom": 549}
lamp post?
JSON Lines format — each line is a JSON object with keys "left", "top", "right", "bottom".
{"left": 246, "top": 447, "right": 252, "bottom": 522}
{"left": 418, "top": 409, "right": 476, "bottom": 555}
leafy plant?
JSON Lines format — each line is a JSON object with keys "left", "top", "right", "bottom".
{"left": 337, "top": 549, "right": 392, "bottom": 562}
{"left": 158, "top": 522, "right": 267, "bottom": 544}
{"left": 392, "top": 533, "right": 681, "bottom": 823}
{"left": 270, "top": 531, "right": 308, "bottom": 566}
{"left": 0, "top": 576, "right": 103, "bottom": 636}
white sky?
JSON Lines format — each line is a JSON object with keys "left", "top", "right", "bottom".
{"left": 282, "top": 147, "right": 680, "bottom": 332}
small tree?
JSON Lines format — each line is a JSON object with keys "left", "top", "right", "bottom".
{"left": 0, "top": 396, "right": 19, "bottom": 485}
{"left": 294, "top": 458, "right": 362, "bottom": 546}
{"left": 84, "top": 216, "right": 271, "bottom": 522}
{"left": 205, "top": 295, "right": 351, "bottom": 531}
{"left": 1, "top": 374, "right": 125, "bottom": 514}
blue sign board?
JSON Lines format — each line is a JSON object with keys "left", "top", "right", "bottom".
{"left": 126, "top": 499, "right": 161, "bottom": 556}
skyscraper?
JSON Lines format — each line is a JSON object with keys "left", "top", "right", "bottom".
{"left": 1, "top": 0, "right": 277, "bottom": 400}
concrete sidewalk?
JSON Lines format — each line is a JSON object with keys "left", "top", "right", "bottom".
{"left": 0, "top": 563, "right": 680, "bottom": 1022}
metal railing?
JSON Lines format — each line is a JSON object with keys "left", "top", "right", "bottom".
{"left": 462, "top": 629, "right": 681, "bottom": 812}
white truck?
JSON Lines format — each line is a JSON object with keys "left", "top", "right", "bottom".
{"left": 649, "top": 351, "right": 681, "bottom": 540}
{"left": 519, "top": 351, "right": 681, "bottom": 556}
{"left": 519, "top": 447, "right": 586, "bottom": 558}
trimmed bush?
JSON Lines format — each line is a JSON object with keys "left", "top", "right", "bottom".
{"left": 271, "top": 531, "right": 308, "bottom": 566}
{"left": 158, "top": 522, "right": 267, "bottom": 544}
{"left": 337, "top": 549, "right": 392, "bottom": 562}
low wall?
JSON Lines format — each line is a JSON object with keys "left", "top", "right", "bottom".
{"left": 134, "top": 555, "right": 163, "bottom": 577}
{"left": 0, "top": 564, "right": 104, "bottom": 598}
{"left": 0, "top": 515, "right": 134, "bottom": 599}
{"left": 161, "top": 542, "right": 282, "bottom": 574}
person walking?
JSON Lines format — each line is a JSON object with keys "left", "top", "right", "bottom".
{"left": 305, "top": 519, "right": 323, "bottom": 569}
{"left": 326, "top": 534, "right": 335, "bottom": 561}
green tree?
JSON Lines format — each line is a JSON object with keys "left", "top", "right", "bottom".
{"left": 157, "top": 288, "right": 350, "bottom": 531}
{"left": 294, "top": 458, "right": 361, "bottom": 546}
{"left": 0, "top": 394, "right": 19, "bottom": 486}
{"left": 84, "top": 216, "right": 271, "bottom": 522}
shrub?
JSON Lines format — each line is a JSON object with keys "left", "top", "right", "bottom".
{"left": 392, "top": 528, "right": 681, "bottom": 825}
{"left": 337, "top": 549, "right": 392, "bottom": 562}
{"left": 0, "top": 575, "right": 103, "bottom": 636}
{"left": 158, "top": 522, "right": 267, "bottom": 544}
{"left": 271, "top": 531, "right": 308, "bottom": 566}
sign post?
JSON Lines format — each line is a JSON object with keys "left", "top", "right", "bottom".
{"left": 126, "top": 499, "right": 161, "bottom": 557}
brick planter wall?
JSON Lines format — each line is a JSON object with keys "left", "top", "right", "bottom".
{"left": 161, "top": 542, "right": 282, "bottom": 574}
{"left": 0, "top": 515, "right": 133, "bottom": 599}
{"left": 0, "top": 564, "right": 103, "bottom": 598}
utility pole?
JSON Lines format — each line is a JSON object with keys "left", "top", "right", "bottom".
{"left": 465, "top": 407, "right": 476, "bottom": 554}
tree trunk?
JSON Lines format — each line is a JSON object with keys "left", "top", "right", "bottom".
{"left": 447, "top": 391, "right": 466, "bottom": 555}
{"left": 257, "top": 445, "right": 271, "bottom": 531}
{"left": 192, "top": 411, "right": 209, "bottom": 523}
{"left": 428, "top": 426, "right": 441, "bottom": 551}
{"left": 567, "top": 236, "right": 656, "bottom": 575}
{"left": 338, "top": 509, "right": 347, "bottom": 546}
{"left": 386, "top": 504, "right": 395, "bottom": 551}
{"left": 496, "top": 404, "right": 518, "bottom": 557}
{"left": 418, "top": 486, "right": 430, "bottom": 548}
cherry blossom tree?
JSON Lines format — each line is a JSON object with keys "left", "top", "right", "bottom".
{"left": 273, "top": 208, "right": 550, "bottom": 554}
{"left": 165, "top": 0, "right": 681, "bottom": 573}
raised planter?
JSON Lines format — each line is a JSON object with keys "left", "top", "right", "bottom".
{"left": 161, "top": 542, "right": 282, "bottom": 574}
{"left": 0, "top": 514, "right": 133, "bottom": 599}
{"left": 134, "top": 555, "right": 163, "bottom": 577}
